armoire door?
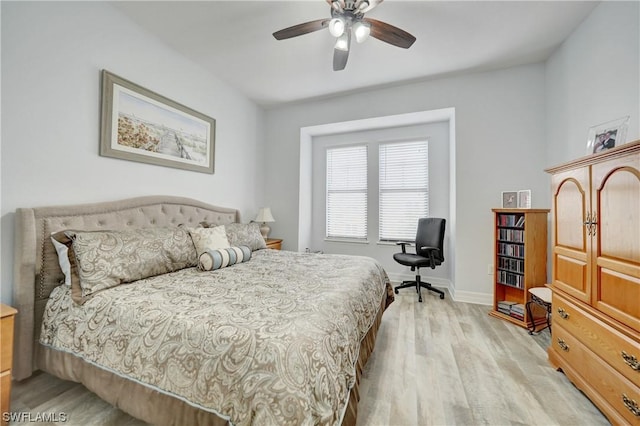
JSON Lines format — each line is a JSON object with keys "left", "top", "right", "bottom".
{"left": 591, "top": 152, "right": 640, "bottom": 332}
{"left": 551, "top": 167, "right": 592, "bottom": 303}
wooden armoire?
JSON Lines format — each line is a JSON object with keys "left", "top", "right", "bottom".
{"left": 546, "top": 140, "right": 640, "bottom": 425}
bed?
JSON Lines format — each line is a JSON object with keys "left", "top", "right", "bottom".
{"left": 12, "top": 196, "right": 393, "bottom": 426}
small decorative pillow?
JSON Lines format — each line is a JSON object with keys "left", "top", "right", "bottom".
{"left": 199, "top": 246, "right": 252, "bottom": 271}
{"left": 188, "top": 225, "right": 230, "bottom": 256}
{"left": 224, "top": 223, "right": 267, "bottom": 251}
{"left": 51, "top": 234, "right": 72, "bottom": 286}
{"left": 55, "top": 227, "right": 198, "bottom": 304}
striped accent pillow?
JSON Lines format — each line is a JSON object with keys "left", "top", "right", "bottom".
{"left": 198, "top": 246, "right": 252, "bottom": 271}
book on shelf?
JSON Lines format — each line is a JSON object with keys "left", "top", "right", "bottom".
{"left": 497, "top": 300, "right": 516, "bottom": 315}
{"left": 497, "top": 270, "right": 524, "bottom": 288}
{"left": 511, "top": 303, "right": 525, "bottom": 313}
{"left": 510, "top": 312, "right": 524, "bottom": 320}
{"left": 497, "top": 243, "right": 524, "bottom": 258}
{"left": 510, "top": 304, "right": 525, "bottom": 320}
{"left": 498, "top": 214, "right": 526, "bottom": 228}
{"left": 498, "top": 228, "right": 524, "bottom": 242}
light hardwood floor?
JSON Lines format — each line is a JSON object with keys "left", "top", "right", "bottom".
{"left": 10, "top": 292, "right": 610, "bottom": 426}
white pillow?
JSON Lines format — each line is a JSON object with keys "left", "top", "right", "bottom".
{"left": 188, "top": 225, "right": 230, "bottom": 256}
{"left": 51, "top": 235, "right": 71, "bottom": 286}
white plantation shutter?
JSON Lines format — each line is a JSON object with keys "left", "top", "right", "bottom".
{"left": 379, "top": 140, "right": 429, "bottom": 241}
{"left": 326, "top": 145, "right": 368, "bottom": 239}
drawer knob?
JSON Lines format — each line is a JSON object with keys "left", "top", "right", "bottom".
{"left": 622, "top": 351, "right": 640, "bottom": 371}
{"left": 557, "top": 307, "right": 570, "bottom": 319}
{"left": 557, "top": 338, "right": 570, "bottom": 352}
{"left": 622, "top": 394, "right": 640, "bottom": 417}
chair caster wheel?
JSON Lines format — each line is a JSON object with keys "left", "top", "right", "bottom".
{"left": 394, "top": 288, "right": 398, "bottom": 294}
{"left": 418, "top": 297, "right": 423, "bottom": 303}
{"left": 440, "top": 294, "right": 445, "bottom": 299}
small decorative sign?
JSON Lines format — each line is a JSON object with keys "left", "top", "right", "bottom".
{"left": 517, "top": 190, "right": 531, "bottom": 208}
{"left": 501, "top": 191, "right": 518, "bottom": 208}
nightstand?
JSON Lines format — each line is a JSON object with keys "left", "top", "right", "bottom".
{"left": 265, "top": 238, "right": 283, "bottom": 250}
{"left": 1, "top": 304, "right": 17, "bottom": 426}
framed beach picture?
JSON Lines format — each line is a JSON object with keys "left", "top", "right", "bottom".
{"left": 100, "top": 70, "right": 216, "bottom": 173}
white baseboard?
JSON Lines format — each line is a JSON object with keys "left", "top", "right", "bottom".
{"left": 388, "top": 272, "right": 492, "bottom": 306}
{"left": 449, "top": 289, "right": 493, "bottom": 306}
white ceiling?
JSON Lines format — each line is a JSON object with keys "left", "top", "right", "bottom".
{"left": 112, "top": 1, "right": 598, "bottom": 108}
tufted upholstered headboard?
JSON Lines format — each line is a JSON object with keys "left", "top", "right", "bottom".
{"left": 12, "top": 195, "right": 240, "bottom": 380}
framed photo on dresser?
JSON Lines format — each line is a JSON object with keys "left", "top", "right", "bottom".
{"left": 501, "top": 191, "right": 518, "bottom": 208}
{"left": 586, "top": 115, "right": 629, "bottom": 155}
{"left": 517, "top": 190, "right": 531, "bottom": 208}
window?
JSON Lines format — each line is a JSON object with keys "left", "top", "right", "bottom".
{"left": 379, "top": 140, "right": 429, "bottom": 241}
{"left": 326, "top": 145, "right": 368, "bottom": 239}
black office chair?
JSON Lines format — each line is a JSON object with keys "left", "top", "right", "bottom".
{"left": 393, "top": 218, "right": 446, "bottom": 303}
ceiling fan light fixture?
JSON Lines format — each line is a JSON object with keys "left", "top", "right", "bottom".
{"left": 329, "top": 17, "right": 345, "bottom": 37}
{"left": 353, "top": 21, "right": 371, "bottom": 43}
{"left": 356, "top": 0, "right": 370, "bottom": 11}
{"left": 335, "top": 33, "right": 349, "bottom": 51}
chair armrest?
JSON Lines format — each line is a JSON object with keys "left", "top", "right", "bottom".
{"left": 396, "top": 241, "right": 413, "bottom": 254}
{"left": 420, "top": 246, "right": 441, "bottom": 269}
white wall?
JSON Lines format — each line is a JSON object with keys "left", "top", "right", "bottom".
{"left": 0, "top": 2, "right": 266, "bottom": 304}
{"left": 546, "top": 1, "right": 640, "bottom": 166}
{"left": 265, "top": 64, "right": 547, "bottom": 304}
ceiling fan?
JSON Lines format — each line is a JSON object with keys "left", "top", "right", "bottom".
{"left": 273, "top": 0, "right": 416, "bottom": 71}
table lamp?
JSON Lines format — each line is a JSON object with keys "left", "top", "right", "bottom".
{"left": 255, "top": 207, "right": 275, "bottom": 239}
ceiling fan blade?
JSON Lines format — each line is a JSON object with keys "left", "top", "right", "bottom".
{"left": 333, "top": 48, "right": 349, "bottom": 71}
{"left": 273, "top": 19, "right": 330, "bottom": 40}
{"left": 333, "top": 31, "right": 351, "bottom": 71}
{"left": 363, "top": 18, "right": 416, "bottom": 49}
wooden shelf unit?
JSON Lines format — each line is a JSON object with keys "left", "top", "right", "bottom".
{"left": 489, "top": 208, "right": 549, "bottom": 329}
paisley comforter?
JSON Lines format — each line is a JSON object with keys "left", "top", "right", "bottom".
{"left": 40, "top": 249, "right": 390, "bottom": 426}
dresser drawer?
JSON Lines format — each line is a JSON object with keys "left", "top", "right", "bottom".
{"left": 553, "top": 323, "right": 640, "bottom": 425}
{"left": 1, "top": 370, "right": 11, "bottom": 425}
{"left": 554, "top": 292, "right": 640, "bottom": 387}
{"left": 0, "top": 314, "right": 15, "bottom": 372}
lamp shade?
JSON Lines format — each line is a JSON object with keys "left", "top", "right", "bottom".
{"left": 255, "top": 207, "right": 275, "bottom": 223}
{"left": 334, "top": 33, "right": 349, "bottom": 51}
{"left": 329, "top": 18, "right": 345, "bottom": 37}
{"left": 353, "top": 21, "right": 371, "bottom": 43}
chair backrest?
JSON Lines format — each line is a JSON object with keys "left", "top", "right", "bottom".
{"left": 415, "top": 218, "right": 446, "bottom": 262}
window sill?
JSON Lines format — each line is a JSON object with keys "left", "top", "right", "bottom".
{"left": 376, "top": 240, "right": 415, "bottom": 247}
{"left": 324, "top": 238, "right": 369, "bottom": 245}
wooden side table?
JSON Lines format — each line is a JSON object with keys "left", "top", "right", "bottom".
{"left": 265, "top": 238, "right": 283, "bottom": 250}
{"left": 1, "top": 304, "right": 17, "bottom": 426}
